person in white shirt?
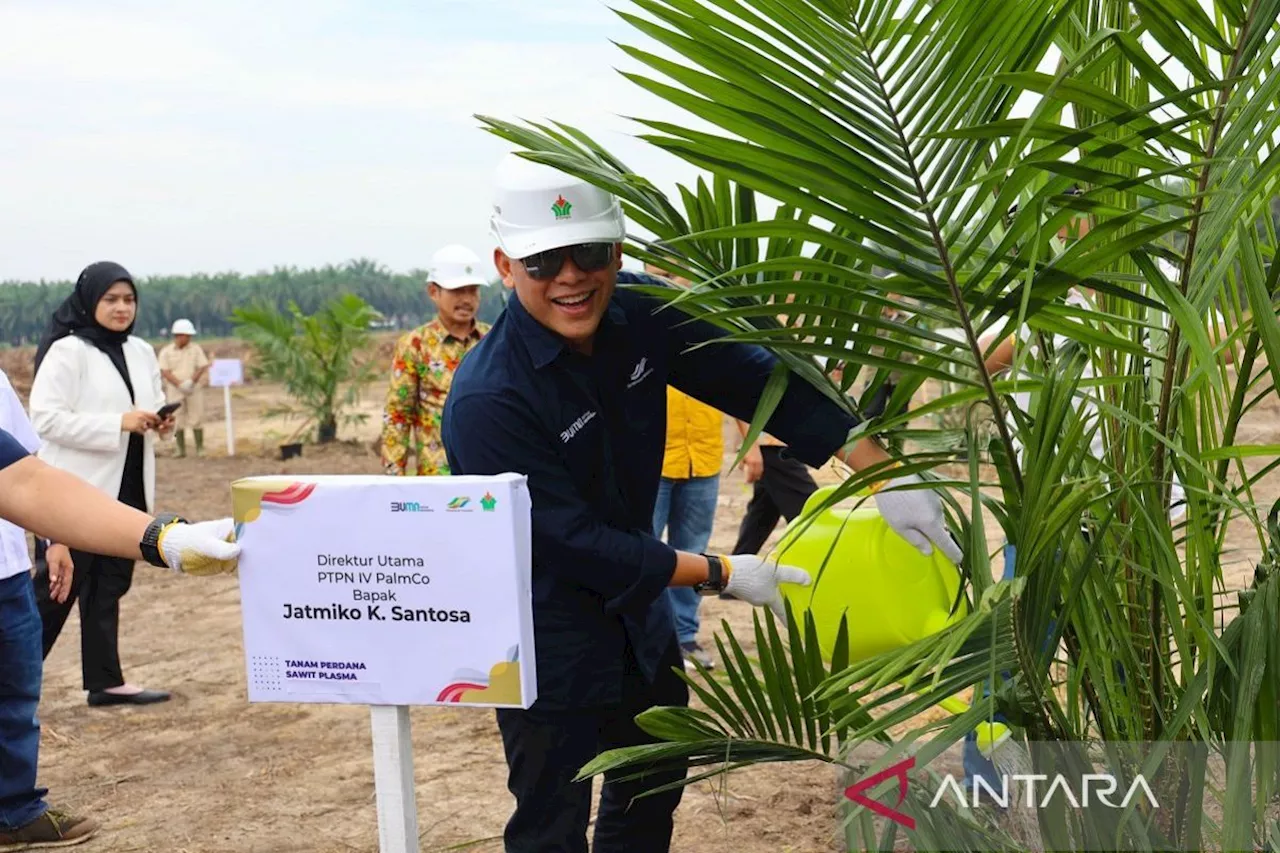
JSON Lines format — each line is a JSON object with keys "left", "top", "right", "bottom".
{"left": 29, "top": 261, "right": 176, "bottom": 708}
{"left": 0, "top": 411, "right": 237, "bottom": 849}
{"left": 0, "top": 368, "right": 101, "bottom": 847}
{"left": 967, "top": 202, "right": 1184, "bottom": 787}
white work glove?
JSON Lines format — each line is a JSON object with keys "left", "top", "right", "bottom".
{"left": 157, "top": 517, "right": 241, "bottom": 576}
{"left": 179, "top": 379, "right": 195, "bottom": 393}
{"left": 721, "top": 554, "right": 811, "bottom": 620}
{"left": 873, "top": 473, "right": 964, "bottom": 563}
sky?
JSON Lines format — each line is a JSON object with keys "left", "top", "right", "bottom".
{"left": 0, "top": 0, "right": 705, "bottom": 281}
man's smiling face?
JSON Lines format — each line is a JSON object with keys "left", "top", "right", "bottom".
{"left": 496, "top": 243, "right": 621, "bottom": 351}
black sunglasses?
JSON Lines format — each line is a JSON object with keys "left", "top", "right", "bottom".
{"left": 519, "top": 243, "right": 615, "bottom": 280}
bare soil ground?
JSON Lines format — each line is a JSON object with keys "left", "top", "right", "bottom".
{"left": 26, "top": 365, "right": 1280, "bottom": 853}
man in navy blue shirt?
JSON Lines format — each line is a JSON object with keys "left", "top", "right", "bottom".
{"left": 442, "top": 154, "right": 962, "bottom": 853}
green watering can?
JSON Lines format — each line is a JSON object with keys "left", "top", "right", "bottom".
{"left": 774, "top": 484, "right": 1010, "bottom": 756}
{"left": 775, "top": 484, "right": 967, "bottom": 662}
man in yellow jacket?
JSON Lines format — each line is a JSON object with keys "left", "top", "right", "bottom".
{"left": 645, "top": 264, "right": 725, "bottom": 670}
{"left": 655, "top": 385, "right": 724, "bottom": 671}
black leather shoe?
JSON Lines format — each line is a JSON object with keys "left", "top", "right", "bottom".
{"left": 88, "top": 689, "right": 171, "bottom": 707}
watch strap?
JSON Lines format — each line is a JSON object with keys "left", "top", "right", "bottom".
{"left": 694, "top": 554, "right": 727, "bottom": 596}
{"left": 140, "top": 513, "right": 186, "bottom": 568}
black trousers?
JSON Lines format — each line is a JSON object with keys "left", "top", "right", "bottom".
{"left": 732, "top": 446, "right": 819, "bottom": 555}
{"left": 495, "top": 640, "right": 689, "bottom": 853}
{"left": 33, "top": 545, "right": 134, "bottom": 693}
{"left": 33, "top": 437, "right": 145, "bottom": 694}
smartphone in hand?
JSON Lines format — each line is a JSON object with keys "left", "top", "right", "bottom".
{"left": 157, "top": 401, "right": 183, "bottom": 420}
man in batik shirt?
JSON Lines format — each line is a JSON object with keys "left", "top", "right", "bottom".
{"left": 381, "top": 245, "right": 492, "bottom": 475}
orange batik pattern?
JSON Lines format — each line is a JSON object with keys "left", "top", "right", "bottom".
{"left": 380, "top": 318, "right": 488, "bottom": 476}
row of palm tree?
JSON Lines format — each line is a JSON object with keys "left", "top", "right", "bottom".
{"left": 483, "top": 0, "right": 1280, "bottom": 848}
{"left": 0, "top": 258, "right": 508, "bottom": 345}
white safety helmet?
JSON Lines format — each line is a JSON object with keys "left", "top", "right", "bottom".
{"left": 171, "top": 319, "right": 197, "bottom": 336}
{"left": 489, "top": 153, "right": 625, "bottom": 259}
{"left": 429, "top": 244, "right": 489, "bottom": 290}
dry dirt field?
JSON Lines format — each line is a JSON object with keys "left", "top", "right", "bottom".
{"left": 15, "top": 352, "right": 1279, "bottom": 853}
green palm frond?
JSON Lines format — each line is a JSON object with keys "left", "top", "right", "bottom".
{"left": 485, "top": 0, "right": 1280, "bottom": 848}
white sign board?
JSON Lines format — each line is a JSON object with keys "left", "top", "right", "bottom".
{"left": 232, "top": 473, "right": 536, "bottom": 709}
{"left": 209, "top": 358, "right": 244, "bottom": 388}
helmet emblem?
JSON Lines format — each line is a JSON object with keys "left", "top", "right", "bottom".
{"left": 551, "top": 194, "right": 573, "bottom": 220}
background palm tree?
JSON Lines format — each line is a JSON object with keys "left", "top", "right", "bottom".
{"left": 482, "top": 0, "right": 1280, "bottom": 848}
{"left": 0, "top": 259, "right": 509, "bottom": 344}
{"left": 232, "top": 293, "right": 384, "bottom": 443}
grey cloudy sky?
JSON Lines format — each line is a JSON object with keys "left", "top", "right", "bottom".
{"left": 0, "top": 0, "right": 701, "bottom": 281}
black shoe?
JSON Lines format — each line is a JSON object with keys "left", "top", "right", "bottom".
{"left": 88, "top": 689, "right": 171, "bottom": 707}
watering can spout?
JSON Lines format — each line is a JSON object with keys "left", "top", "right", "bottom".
{"left": 775, "top": 484, "right": 966, "bottom": 663}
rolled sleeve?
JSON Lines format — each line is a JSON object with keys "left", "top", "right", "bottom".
{"left": 0, "top": 428, "right": 31, "bottom": 470}
{"left": 443, "top": 392, "right": 677, "bottom": 614}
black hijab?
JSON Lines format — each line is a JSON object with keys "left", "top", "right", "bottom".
{"left": 34, "top": 261, "right": 138, "bottom": 400}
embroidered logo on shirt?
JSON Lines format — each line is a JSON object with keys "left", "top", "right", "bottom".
{"left": 560, "top": 410, "right": 597, "bottom": 443}
{"left": 627, "top": 357, "right": 653, "bottom": 389}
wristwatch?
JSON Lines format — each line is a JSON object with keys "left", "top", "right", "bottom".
{"left": 694, "top": 554, "right": 728, "bottom": 596}
{"left": 139, "top": 513, "right": 186, "bottom": 568}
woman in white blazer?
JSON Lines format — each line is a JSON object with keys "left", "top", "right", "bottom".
{"left": 28, "top": 261, "right": 176, "bottom": 707}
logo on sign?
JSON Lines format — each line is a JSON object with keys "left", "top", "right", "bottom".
{"left": 480, "top": 492, "right": 497, "bottom": 511}
{"left": 446, "top": 497, "right": 472, "bottom": 512}
{"left": 391, "top": 501, "right": 433, "bottom": 513}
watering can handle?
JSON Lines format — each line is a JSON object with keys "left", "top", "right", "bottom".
{"left": 799, "top": 482, "right": 878, "bottom": 520}
{"left": 799, "top": 484, "right": 843, "bottom": 520}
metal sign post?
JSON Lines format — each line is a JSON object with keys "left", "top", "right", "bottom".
{"left": 209, "top": 359, "right": 244, "bottom": 457}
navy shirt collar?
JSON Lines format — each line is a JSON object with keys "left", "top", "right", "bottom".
{"left": 507, "top": 287, "right": 630, "bottom": 370}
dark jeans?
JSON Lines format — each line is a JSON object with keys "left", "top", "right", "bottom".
{"left": 732, "top": 446, "right": 819, "bottom": 555}
{"left": 495, "top": 641, "right": 689, "bottom": 853}
{"left": 652, "top": 476, "right": 719, "bottom": 644}
{"left": 33, "top": 545, "right": 134, "bottom": 692}
{"left": 0, "top": 572, "right": 48, "bottom": 830}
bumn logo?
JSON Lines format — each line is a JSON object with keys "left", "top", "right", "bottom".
{"left": 391, "top": 501, "right": 433, "bottom": 513}
{"left": 560, "top": 410, "right": 597, "bottom": 443}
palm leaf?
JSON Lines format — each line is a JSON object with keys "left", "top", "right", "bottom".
{"left": 484, "top": 0, "right": 1280, "bottom": 847}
